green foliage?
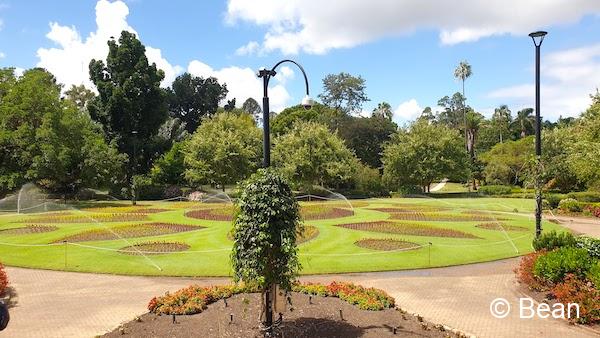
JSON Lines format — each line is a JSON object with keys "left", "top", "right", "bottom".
{"left": 382, "top": 120, "right": 469, "bottom": 192}
{"left": 318, "top": 72, "right": 369, "bottom": 114}
{"left": 576, "top": 236, "right": 600, "bottom": 259}
{"left": 567, "top": 100, "right": 600, "bottom": 189}
{"left": 533, "top": 231, "right": 576, "bottom": 251}
{"left": 292, "top": 282, "right": 395, "bottom": 311}
{"left": 231, "top": 169, "right": 302, "bottom": 291}
{"left": 184, "top": 112, "right": 261, "bottom": 189}
{"left": 566, "top": 191, "right": 600, "bottom": 203}
{"left": 337, "top": 115, "right": 397, "bottom": 168}
{"left": 534, "top": 247, "right": 593, "bottom": 284}
{"left": 271, "top": 103, "right": 343, "bottom": 136}
{"left": 511, "top": 108, "right": 535, "bottom": 138}
{"left": 88, "top": 31, "right": 168, "bottom": 176}
{"left": 167, "top": 72, "right": 228, "bottom": 133}
{"left": 436, "top": 92, "right": 468, "bottom": 129}
{"left": 150, "top": 141, "right": 186, "bottom": 185}
{"left": 541, "top": 128, "right": 580, "bottom": 192}
{"left": 477, "top": 185, "right": 512, "bottom": 196}
{"left": 480, "top": 136, "right": 534, "bottom": 185}
{"left": 272, "top": 121, "right": 358, "bottom": 189}
{"left": 352, "top": 162, "right": 386, "bottom": 197}
{"left": 545, "top": 194, "right": 566, "bottom": 209}
{"left": 558, "top": 198, "right": 581, "bottom": 212}
{"left": 241, "top": 97, "right": 261, "bottom": 121}
{"left": 0, "top": 68, "right": 124, "bottom": 194}
{"left": 587, "top": 263, "right": 600, "bottom": 287}
{"left": 64, "top": 84, "right": 96, "bottom": 111}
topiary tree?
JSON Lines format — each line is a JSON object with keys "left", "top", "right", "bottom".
{"left": 231, "top": 168, "right": 302, "bottom": 330}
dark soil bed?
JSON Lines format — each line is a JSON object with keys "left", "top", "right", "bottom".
{"left": 119, "top": 241, "right": 190, "bottom": 255}
{"left": 104, "top": 293, "right": 448, "bottom": 338}
{"left": 55, "top": 222, "right": 204, "bottom": 242}
{"left": 335, "top": 221, "right": 479, "bottom": 239}
{"left": 355, "top": 238, "right": 421, "bottom": 251}
{"left": 475, "top": 222, "right": 528, "bottom": 231}
{"left": 389, "top": 212, "right": 502, "bottom": 222}
{"left": 185, "top": 208, "right": 233, "bottom": 221}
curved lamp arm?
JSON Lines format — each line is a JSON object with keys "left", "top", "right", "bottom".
{"left": 258, "top": 59, "right": 310, "bottom": 97}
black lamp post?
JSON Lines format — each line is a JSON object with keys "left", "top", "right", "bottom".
{"left": 258, "top": 59, "right": 314, "bottom": 168}
{"left": 529, "top": 30, "right": 547, "bottom": 238}
{"left": 256, "top": 59, "right": 313, "bottom": 333}
{"left": 131, "top": 130, "right": 138, "bottom": 206}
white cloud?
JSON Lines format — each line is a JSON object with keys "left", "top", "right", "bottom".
{"left": 188, "top": 60, "right": 292, "bottom": 112}
{"left": 393, "top": 99, "right": 422, "bottom": 122}
{"left": 226, "top": 0, "right": 600, "bottom": 54}
{"left": 488, "top": 43, "right": 600, "bottom": 119}
{"left": 0, "top": 51, "right": 4, "bottom": 59}
{"left": 235, "top": 41, "right": 260, "bottom": 56}
{"left": 0, "top": 18, "right": 3, "bottom": 31}
{"left": 36, "top": 0, "right": 182, "bottom": 89}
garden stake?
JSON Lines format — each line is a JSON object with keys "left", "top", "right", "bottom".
{"left": 428, "top": 242, "right": 432, "bottom": 267}
{"left": 230, "top": 313, "right": 233, "bottom": 324}
{"left": 309, "top": 295, "right": 312, "bottom": 304}
{"left": 63, "top": 240, "right": 67, "bottom": 269}
{"left": 172, "top": 314, "right": 176, "bottom": 324}
{"left": 224, "top": 298, "right": 228, "bottom": 307}
{"left": 339, "top": 309, "right": 344, "bottom": 321}
{"left": 393, "top": 326, "right": 397, "bottom": 334}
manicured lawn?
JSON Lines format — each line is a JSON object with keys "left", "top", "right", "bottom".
{"left": 0, "top": 197, "right": 564, "bottom": 276}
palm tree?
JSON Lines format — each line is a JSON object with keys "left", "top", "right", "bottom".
{"left": 511, "top": 108, "right": 535, "bottom": 138}
{"left": 454, "top": 61, "right": 472, "bottom": 151}
{"left": 492, "top": 105, "right": 512, "bottom": 143}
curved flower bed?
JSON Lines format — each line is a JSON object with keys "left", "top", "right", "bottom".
{"left": 148, "top": 282, "right": 395, "bottom": 315}
{"left": 389, "top": 212, "right": 502, "bottom": 222}
{"left": 335, "top": 220, "right": 479, "bottom": 239}
{"left": 119, "top": 241, "right": 190, "bottom": 255}
{"left": 185, "top": 207, "right": 234, "bottom": 221}
{"left": 354, "top": 238, "right": 421, "bottom": 251}
{"left": 475, "top": 222, "right": 528, "bottom": 231}
{"left": 301, "top": 205, "right": 354, "bottom": 220}
{"left": 0, "top": 225, "right": 58, "bottom": 235}
{"left": 25, "top": 213, "right": 148, "bottom": 223}
{"left": 55, "top": 222, "right": 204, "bottom": 242}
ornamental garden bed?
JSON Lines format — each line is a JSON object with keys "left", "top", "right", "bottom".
{"left": 0, "top": 225, "right": 58, "bottom": 235}
{"left": 25, "top": 213, "right": 148, "bottom": 223}
{"left": 475, "top": 222, "right": 528, "bottom": 232}
{"left": 119, "top": 241, "right": 190, "bottom": 255}
{"left": 301, "top": 205, "right": 354, "bottom": 220}
{"left": 104, "top": 282, "right": 448, "bottom": 338}
{"left": 185, "top": 207, "right": 234, "bottom": 221}
{"left": 335, "top": 221, "right": 479, "bottom": 239}
{"left": 55, "top": 223, "right": 204, "bottom": 242}
{"left": 355, "top": 238, "right": 421, "bottom": 251}
{"left": 389, "top": 212, "right": 502, "bottom": 222}
{"left": 227, "top": 225, "right": 319, "bottom": 245}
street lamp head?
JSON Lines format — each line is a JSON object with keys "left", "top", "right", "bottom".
{"left": 131, "top": 130, "right": 138, "bottom": 135}
{"left": 301, "top": 95, "right": 315, "bottom": 110}
{"left": 529, "top": 31, "right": 547, "bottom": 47}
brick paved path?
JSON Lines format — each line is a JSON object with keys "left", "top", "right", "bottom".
{"left": 3, "top": 258, "right": 597, "bottom": 338}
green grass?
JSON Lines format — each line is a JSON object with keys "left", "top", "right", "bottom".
{"left": 0, "top": 197, "right": 565, "bottom": 276}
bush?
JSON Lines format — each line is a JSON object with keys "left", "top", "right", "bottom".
{"left": 587, "top": 263, "right": 600, "bottom": 288}
{"left": 545, "top": 194, "right": 565, "bottom": 209}
{"left": 534, "top": 247, "right": 593, "bottom": 284}
{"left": 532, "top": 231, "right": 576, "bottom": 251}
{"left": 515, "top": 251, "right": 547, "bottom": 291}
{"left": 163, "top": 185, "right": 183, "bottom": 199}
{"left": 0, "top": 263, "right": 7, "bottom": 296}
{"left": 478, "top": 185, "right": 512, "bottom": 196}
{"left": 551, "top": 274, "right": 600, "bottom": 324}
{"left": 292, "top": 281, "right": 395, "bottom": 311}
{"left": 567, "top": 191, "right": 600, "bottom": 203}
{"left": 583, "top": 205, "right": 600, "bottom": 218}
{"left": 576, "top": 236, "right": 600, "bottom": 259}
{"left": 558, "top": 198, "right": 581, "bottom": 212}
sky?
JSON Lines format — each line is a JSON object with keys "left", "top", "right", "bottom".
{"left": 1, "top": 0, "right": 600, "bottom": 123}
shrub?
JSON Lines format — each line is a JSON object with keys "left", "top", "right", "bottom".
{"left": 163, "top": 185, "right": 183, "bottom": 199}
{"left": 576, "top": 236, "right": 600, "bottom": 259}
{"left": 587, "top": 263, "right": 600, "bottom": 288}
{"left": 534, "top": 247, "right": 593, "bottom": 284}
{"left": 551, "top": 274, "right": 600, "bottom": 324}
{"left": 292, "top": 282, "right": 395, "bottom": 311}
{"left": 583, "top": 205, "right": 600, "bottom": 218}
{"left": 558, "top": 198, "right": 581, "bottom": 212}
{"left": 532, "top": 231, "right": 576, "bottom": 251}
{"left": 0, "top": 263, "right": 7, "bottom": 296}
{"left": 478, "top": 185, "right": 512, "bottom": 195}
{"left": 566, "top": 191, "right": 600, "bottom": 203}
{"left": 545, "top": 194, "right": 565, "bottom": 209}
{"left": 515, "top": 251, "right": 547, "bottom": 291}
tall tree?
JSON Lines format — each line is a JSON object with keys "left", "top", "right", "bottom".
{"left": 437, "top": 92, "right": 467, "bottom": 129}
{"left": 88, "top": 31, "right": 168, "bottom": 182}
{"left": 223, "top": 98, "right": 236, "bottom": 112}
{"left": 465, "top": 110, "right": 484, "bottom": 190}
{"left": 318, "top": 72, "right": 369, "bottom": 114}
{"left": 184, "top": 112, "right": 261, "bottom": 190}
{"left": 511, "top": 108, "right": 535, "bottom": 138}
{"left": 337, "top": 115, "right": 397, "bottom": 169}
{"left": 241, "top": 97, "right": 262, "bottom": 121}
{"left": 480, "top": 137, "right": 534, "bottom": 185}
{"left": 568, "top": 95, "right": 600, "bottom": 189}
{"left": 454, "top": 60, "right": 472, "bottom": 150}
{"left": 64, "top": 84, "right": 96, "bottom": 111}
{"left": 167, "top": 72, "right": 228, "bottom": 133}
{"left": 419, "top": 106, "right": 435, "bottom": 123}
{"left": 492, "top": 104, "right": 512, "bottom": 143}
{"left": 382, "top": 120, "right": 469, "bottom": 193}
{"left": 270, "top": 103, "right": 343, "bottom": 136}
{"left": 372, "top": 102, "right": 393, "bottom": 120}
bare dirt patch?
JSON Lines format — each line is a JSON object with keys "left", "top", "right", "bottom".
{"left": 335, "top": 221, "right": 479, "bottom": 239}
{"left": 355, "top": 238, "right": 421, "bottom": 251}
{"left": 55, "top": 222, "right": 204, "bottom": 242}
{"left": 119, "top": 241, "right": 190, "bottom": 255}
{"left": 103, "top": 293, "right": 448, "bottom": 338}
{"left": 0, "top": 225, "right": 58, "bottom": 235}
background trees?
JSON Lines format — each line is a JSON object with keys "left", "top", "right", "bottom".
{"left": 318, "top": 72, "right": 369, "bottom": 114}
{"left": 167, "top": 72, "right": 228, "bottom": 133}
{"left": 272, "top": 121, "right": 357, "bottom": 190}
{"left": 88, "top": 31, "right": 168, "bottom": 178}
{"left": 382, "top": 120, "right": 469, "bottom": 192}
{"left": 184, "top": 112, "right": 261, "bottom": 190}
{"left": 480, "top": 137, "right": 533, "bottom": 186}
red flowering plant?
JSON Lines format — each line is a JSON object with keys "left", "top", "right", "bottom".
{"left": 514, "top": 250, "right": 547, "bottom": 291}
{"left": 0, "top": 262, "right": 8, "bottom": 296}
{"left": 551, "top": 274, "right": 600, "bottom": 324}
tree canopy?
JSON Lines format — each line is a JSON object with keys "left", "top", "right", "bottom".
{"left": 318, "top": 72, "right": 369, "bottom": 114}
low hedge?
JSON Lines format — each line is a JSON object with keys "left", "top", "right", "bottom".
{"left": 532, "top": 231, "right": 576, "bottom": 252}
{"left": 478, "top": 185, "right": 513, "bottom": 195}
{"left": 533, "top": 247, "right": 593, "bottom": 284}
{"left": 567, "top": 191, "right": 600, "bottom": 203}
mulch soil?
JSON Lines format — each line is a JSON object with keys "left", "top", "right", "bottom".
{"left": 104, "top": 293, "right": 450, "bottom": 338}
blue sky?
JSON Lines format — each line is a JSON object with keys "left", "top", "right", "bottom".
{"left": 1, "top": 1, "right": 600, "bottom": 122}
